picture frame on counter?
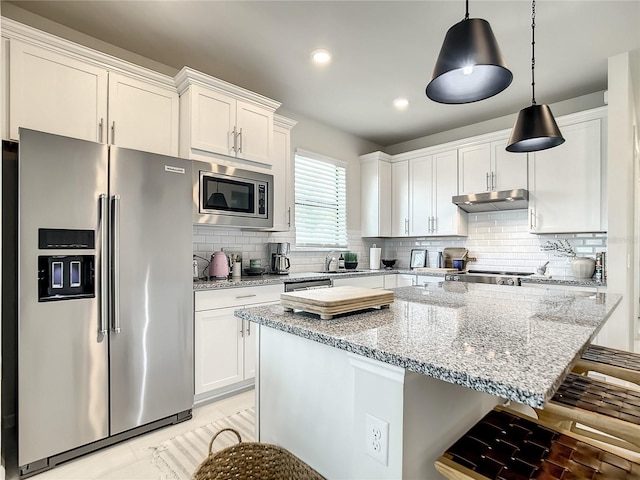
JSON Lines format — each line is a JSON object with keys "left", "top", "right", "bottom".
{"left": 410, "top": 249, "right": 427, "bottom": 269}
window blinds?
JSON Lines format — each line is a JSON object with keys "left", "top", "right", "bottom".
{"left": 294, "top": 150, "right": 347, "bottom": 248}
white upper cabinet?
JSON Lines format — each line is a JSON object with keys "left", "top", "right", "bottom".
{"left": 9, "top": 38, "right": 108, "bottom": 143}
{"left": 267, "top": 114, "right": 297, "bottom": 232}
{"left": 175, "top": 67, "right": 280, "bottom": 166}
{"left": 360, "top": 152, "right": 392, "bottom": 237}
{"left": 391, "top": 160, "right": 409, "bottom": 237}
{"left": 5, "top": 24, "right": 179, "bottom": 156}
{"left": 528, "top": 109, "right": 607, "bottom": 233}
{"left": 458, "top": 138, "right": 527, "bottom": 195}
{"left": 107, "top": 72, "right": 179, "bottom": 155}
{"left": 408, "top": 150, "right": 467, "bottom": 237}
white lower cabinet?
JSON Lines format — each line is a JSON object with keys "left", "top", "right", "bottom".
{"left": 194, "top": 284, "right": 282, "bottom": 401}
{"left": 397, "top": 274, "right": 444, "bottom": 286}
{"left": 332, "top": 275, "right": 385, "bottom": 289}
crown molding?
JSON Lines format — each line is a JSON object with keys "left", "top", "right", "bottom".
{"left": 274, "top": 114, "right": 297, "bottom": 130}
{"left": 175, "top": 66, "right": 281, "bottom": 112}
{"left": 1, "top": 17, "right": 177, "bottom": 89}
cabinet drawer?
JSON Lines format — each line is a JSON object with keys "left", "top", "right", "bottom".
{"left": 195, "top": 283, "right": 284, "bottom": 311}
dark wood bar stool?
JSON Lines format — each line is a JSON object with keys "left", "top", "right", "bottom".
{"left": 573, "top": 344, "right": 640, "bottom": 388}
{"left": 435, "top": 406, "right": 640, "bottom": 480}
{"left": 536, "top": 372, "right": 640, "bottom": 451}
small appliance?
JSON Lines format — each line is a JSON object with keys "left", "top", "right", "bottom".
{"left": 193, "top": 160, "right": 273, "bottom": 228}
{"left": 209, "top": 250, "right": 230, "bottom": 279}
{"left": 268, "top": 242, "right": 291, "bottom": 275}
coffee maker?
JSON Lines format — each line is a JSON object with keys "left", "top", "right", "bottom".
{"left": 268, "top": 242, "right": 291, "bottom": 275}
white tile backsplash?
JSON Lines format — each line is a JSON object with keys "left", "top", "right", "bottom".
{"left": 378, "top": 210, "right": 607, "bottom": 277}
{"left": 193, "top": 210, "right": 607, "bottom": 278}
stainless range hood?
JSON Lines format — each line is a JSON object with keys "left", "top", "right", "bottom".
{"left": 452, "top": 189, "right": 529, "bottom": 213}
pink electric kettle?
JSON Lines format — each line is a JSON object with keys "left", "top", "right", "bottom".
{"left": 209, "top": 250, "right": 230, "bottom": 279}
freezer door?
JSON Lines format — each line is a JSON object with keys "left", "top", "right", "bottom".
{"left": 109, "top": 146, "right": 193, "bottom": 435}
{"left": 18, "top": 129, "right": 109, "bottom": 466}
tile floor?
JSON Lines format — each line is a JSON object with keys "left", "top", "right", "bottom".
{"left": 13, "top": 389, "right": 255, "bottom": 480}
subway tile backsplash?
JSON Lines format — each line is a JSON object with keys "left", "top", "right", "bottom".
{"left": 378, "top": 210, "right": 607, "bottom": 278}
{"left": 193, "top": 210, "right": 607, "bottom": 279}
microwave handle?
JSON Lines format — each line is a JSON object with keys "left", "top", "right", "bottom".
{"left": 238, "top": 128, "right": 243, "bottom": 153}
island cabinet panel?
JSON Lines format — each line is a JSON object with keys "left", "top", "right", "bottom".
{"left": 7, "top": 37, "right": 179, "bottom": 156}
{"left": 194, "top": 284, "right": 282, "bottom": 403}
{"left": 528, "top": 109, "right": 607, "bottom": 233}
{"left": 458, "top": 138, "right": 527, "bottom": 195}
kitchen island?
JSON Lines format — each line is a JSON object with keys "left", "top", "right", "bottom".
{"left": 235, "top": 283, "right": 621, "bottom": 479}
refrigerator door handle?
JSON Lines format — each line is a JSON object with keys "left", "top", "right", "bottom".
{"left": 99, "top": 194, "right": 108, "bottom": 335}
{"left": 111, "top": 194, "right": 121, "bottom": 333}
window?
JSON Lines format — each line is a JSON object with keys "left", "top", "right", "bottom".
{"left": 294, "top": 149, "right": 347, "bottom": 248}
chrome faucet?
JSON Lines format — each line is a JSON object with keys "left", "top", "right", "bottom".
{"left": 324, "top": 250, "right": 337, "bottom": 272}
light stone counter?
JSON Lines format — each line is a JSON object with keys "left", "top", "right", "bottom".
{"left": 236, "top": 283, "right": 621, "bottom": 408}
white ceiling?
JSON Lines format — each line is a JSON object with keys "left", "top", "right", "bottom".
{"left": 4, "top": 1, "right": 640, "bottom": 147}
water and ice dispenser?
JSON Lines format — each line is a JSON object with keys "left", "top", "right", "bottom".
{"left": 37, "top": 228, "right": 96, "bottom": 302}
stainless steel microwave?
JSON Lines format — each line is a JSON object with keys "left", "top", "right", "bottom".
{"left": 193, "top": 160, "right": 273, "bottom": 228}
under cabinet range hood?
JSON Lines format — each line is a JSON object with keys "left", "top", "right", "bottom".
{"left": 452, "top": 189, "right": 529, "bottom": 213}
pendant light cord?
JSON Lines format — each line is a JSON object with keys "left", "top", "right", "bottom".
{"left": 531, "top": 0, "right": 537, "bottom": 105}
{"left": 464, "top": 0, "right": 470, "bottom": 20}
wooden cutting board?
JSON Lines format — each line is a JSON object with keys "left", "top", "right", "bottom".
{"left": 281, "top": 286, "right": 394, "bottom": 320}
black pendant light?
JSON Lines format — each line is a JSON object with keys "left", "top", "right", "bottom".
{"left": 506, "top": 0, "right": 564, "bottom": 152}
{"left": 426, "top": 0, "right": 512, "bottom": 104}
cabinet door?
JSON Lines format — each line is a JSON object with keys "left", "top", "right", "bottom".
{"left": 529, "top": 119, "right": 602, "bottom": 233}
{"left": 194, "top": 307, "right": 243, "bottom": 395}
{"left": 270, "top": 123, "right": 292, "bottom": 231}
{"left": 360, "top": 159, "right": 391, "bottom": 237}
{"left": 458, "top": 143, "right": 491, "bottom": 195}
{"left": 432, "top": 149, "right": 462, "bottom": 235}
{"left": 332, "top": 275, "right": 384, "bottom": 289}
{"left": 236, "top": 100, "right": 273, "bottom": 165}
{"left": 190, "top": 85, "right": 236, "bottom": 156}
{"left": 242, "top": 300, "right": 278, "bottom": 379}
{"left": 9, "top": 39, "right": 107, "bottom": 142}
{"left": 409, "top": 155, "right": 432, "bottom": 236}
{"left": 392, "top": 161, "right": 409, "bottom": 237}
{"left": 107, "top": 72, "right": 179, "bottom": 156}
{"left": 397, "top": 274, "right": 416, "bottom": 287}
{"left": 492, "top": 139, "right": 528, "bottom": 191}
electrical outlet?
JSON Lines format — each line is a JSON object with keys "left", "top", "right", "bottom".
{"left": 365, "top": 413, "right": 389, "bottom": 465}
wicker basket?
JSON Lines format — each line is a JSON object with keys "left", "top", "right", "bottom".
{"left": 192, "top": 428, "right": 324, "bottom": 480}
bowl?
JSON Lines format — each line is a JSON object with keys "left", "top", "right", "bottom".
{"left": 381, "top": 259, "right": 396, "bottom": 269}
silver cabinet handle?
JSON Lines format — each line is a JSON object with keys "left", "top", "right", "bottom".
{"left": 238, "top": 128, "right": 243, "bottom": 153}
{"left": 486, "top": 172, "right": 490, "bottom": 191}
{"left": 404, "top": 218, "right": 409, "bottom": 235}
{"left": 99, "top": 194, "right": 108, "bottom": 335}
{"left": 239, "top": 319, "right": 245, "bottom": 337}
{"left": 428, "top": 217, "right": 432, "bottom": 233}
{"left": 491, "top": 172, "right": 496, "bottom": 191}
{"left": 287, "top": 207, "right": 291, "bottom": 227}
{"left": 247, "top": 319, "right": 251, "bottom": 336}
{"left": 110, "top": 121, "right": 115, "bottom": 144}
{"left": 433, "top": 216, "right": 437, "bottom": 233}
{"left": 111, "top": 195, "right": 121, "bottom": 333}
{"left": 235, "top": 294, "right": 257, "bottom": 299}
{"left": 529, "top": 209, "right": 535, "bottom": 230}
{"left": 232, "top": 127, "right": 237, "bottom": 154}
{"left": 99, "top": 118, "right": 104, "bottom": 143}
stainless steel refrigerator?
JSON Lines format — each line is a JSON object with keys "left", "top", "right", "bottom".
{"left": 2, "top": 129, "right": 193, "bottom": 477}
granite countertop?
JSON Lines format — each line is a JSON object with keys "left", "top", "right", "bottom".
{"left": 193, "top": 269, "right": 606, "bottom": 290}
{"left": 192, "top": 269, "right": 402, "bottom": 290}
{"left": 235, "top": 283, "right": 621, "bottom": 408}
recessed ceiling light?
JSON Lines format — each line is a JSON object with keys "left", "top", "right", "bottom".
{"left": 311, "top": 49, "right": 332, "bottom": 64}
{"left": 393, "top": 98, "right": 409, "bottom": 110}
